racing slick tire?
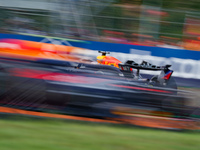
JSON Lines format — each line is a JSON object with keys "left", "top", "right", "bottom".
{"left": 150, "top": 75, "right": 177, "bottom": 90}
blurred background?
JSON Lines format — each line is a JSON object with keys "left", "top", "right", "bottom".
{"left": 0, "top": 2, "right": 200, "bottom": 148}
{"left": 1, "top": 0, "right": 200, "bottom": 50}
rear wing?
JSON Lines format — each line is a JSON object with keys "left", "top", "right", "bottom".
{"left": 119, "top": 60, "right": 173, "bottom": 80}
{"left": 119, "top": 60, "right": 171, "bottom": 71}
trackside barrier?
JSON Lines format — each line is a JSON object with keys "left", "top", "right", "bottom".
{"left": 0, "top": 33, "right": 200, "bottom": 60}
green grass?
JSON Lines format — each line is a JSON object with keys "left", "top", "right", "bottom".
{"left": 0, "top": 118, "right": 199, "bottom": 150}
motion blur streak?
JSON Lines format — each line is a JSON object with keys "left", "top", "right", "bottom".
{"left": 0, "top": 39, "right": 90, "bottom": 62}
{"left": 0, "top": 106, "right": 120, "bottom": 124}
{"left": 10, "top": 68, "right": 108, "bottom": 84}
{"left": 109, "top": 84, "right": 172, "bottom": 93}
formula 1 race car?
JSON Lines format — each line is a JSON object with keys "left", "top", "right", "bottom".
{"left": 77, "top": 51, "right": 177, "bottom": 90}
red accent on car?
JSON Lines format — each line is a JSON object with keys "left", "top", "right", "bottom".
{"left": 162, "top": 72, "right": 172, "bottom": 80}
{"left": 10, "top": 68, "right": 108, "bottom": 84}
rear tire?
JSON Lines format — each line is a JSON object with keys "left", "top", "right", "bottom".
{"left": 150, "top": 75, "right": 177, "bottom": 89}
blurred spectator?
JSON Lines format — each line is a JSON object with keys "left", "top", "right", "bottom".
{"left": 101, "top": 30, "right": 128, "bottom": 43}
{"left": 181, "top": 38, "right": 200, "bottom": 51}
{"left": 157, "top": 36, "right": 184, "bottom": 49}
